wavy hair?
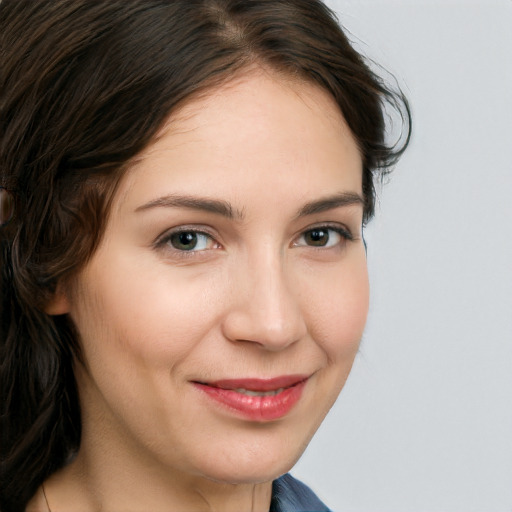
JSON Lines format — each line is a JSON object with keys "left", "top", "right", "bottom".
{"left": 0, "top": 1, "right": 410, "bottom": 510}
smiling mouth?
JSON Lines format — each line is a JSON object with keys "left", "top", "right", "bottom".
{"left": 192, "top": 375, "right": 309, "bottom": 421}
{"left": 195, "top": 374, "right": 308, "bottom": 393}
{"left": 230, "top": 387, "right": 288, "bottom": 396}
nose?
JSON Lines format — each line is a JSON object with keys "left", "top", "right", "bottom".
{"left": 221, "top": 250, "right": 307, "bottom": 351}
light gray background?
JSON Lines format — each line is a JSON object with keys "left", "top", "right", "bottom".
{"left": 293, "top": 1, "right": 512, "bottom": 511}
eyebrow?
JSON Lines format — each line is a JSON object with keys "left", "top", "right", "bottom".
{"left": 135, "top": 191, "right": 364, "bottom": 220}
{"left": 295, "top": 192, "right": 364, "bottom": 217}
{"left": 135, "top": 194, "right": 242, "bottom": 219}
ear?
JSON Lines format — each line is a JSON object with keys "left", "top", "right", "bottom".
{"left": 45, "top": 282, "right": 71, "bottom": 315}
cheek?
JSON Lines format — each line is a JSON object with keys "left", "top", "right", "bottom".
{"left": 71, "top": 258, "right": 220, "bottom": 371}
{"left": 301, "top": 254, "right": 369, "bottom": 361}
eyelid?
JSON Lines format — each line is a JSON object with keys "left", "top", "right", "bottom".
{"left": 153, "top": 225, "right": 221, "bottom": 251}
{"left": 152, "top": 222, "right": 356, "bottom": 255}
{"left": 291, "top": 222, "right": 357, "bottom": 251}
{"left": 292, "top": 222, "right": 354, "bottom": 244}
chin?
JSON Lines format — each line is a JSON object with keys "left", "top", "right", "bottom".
{"left": 189, "top": 429, "right": 312, "bottom": 486}
{"left": 202, "top": 459, "right": 296, "bottom": 486}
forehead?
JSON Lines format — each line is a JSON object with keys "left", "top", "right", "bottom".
{"left": 116, "top": 69, "right": 363, "bottom": 213}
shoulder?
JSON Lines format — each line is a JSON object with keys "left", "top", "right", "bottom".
{"left": 270, "top": 473, "right": 332, "bottom": 512}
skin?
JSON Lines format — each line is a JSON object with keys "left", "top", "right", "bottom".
{"left": 39, "top": 68, "right": 369, "bottom": 512}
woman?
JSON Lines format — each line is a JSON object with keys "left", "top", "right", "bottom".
{"left": 0, "top": 1, "right": 410, "bottom": 511}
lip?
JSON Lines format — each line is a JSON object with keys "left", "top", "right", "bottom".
{"left": 192, "top": 375, "right": 309, "bottom": 422}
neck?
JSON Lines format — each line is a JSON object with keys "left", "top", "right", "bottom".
{"left": 43, "top": 452, "right": 273, "bottom": 512}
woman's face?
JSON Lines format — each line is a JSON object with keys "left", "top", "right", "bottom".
{"left": 64, "top": 70, "right": 368, "bottom": 486}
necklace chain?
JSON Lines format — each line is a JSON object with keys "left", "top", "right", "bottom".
{"left": 42, "top": 482, "right": 51, "bottom": 512}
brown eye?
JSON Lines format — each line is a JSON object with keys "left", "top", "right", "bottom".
{"left": 304, "top": 228, "right": 330, "bottom": 247}
{"left": 294, "top": 226, "right": 351, "bottom": 249}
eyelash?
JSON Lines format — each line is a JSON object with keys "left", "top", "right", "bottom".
{"left": 155, "top": 224, "right": 354, "bottom": 257}
{"left": 292, "top": 224, "right": 354, "bottom": 249}
{"left": 155, "top": 227, "right": 219, "bottom": 256}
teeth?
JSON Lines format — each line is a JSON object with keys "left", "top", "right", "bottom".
{"left": 234, "top": 387, "right": 285, "bottom": 397}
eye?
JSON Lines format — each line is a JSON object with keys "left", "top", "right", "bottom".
{"left": 162, "top": 230, "right": 217, "bottom": 252}
{"left": 294, "top": 226, "right": 352, "bottom": 248}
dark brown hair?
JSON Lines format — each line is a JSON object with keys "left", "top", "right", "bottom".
{"left": 0, "top": 1, "right": 410, "bottom": 509}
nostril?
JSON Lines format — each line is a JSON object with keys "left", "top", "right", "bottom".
{"left": 221, "top": 263, "right": 307, "bottom": 349}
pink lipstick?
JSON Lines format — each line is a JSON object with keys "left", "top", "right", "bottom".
{"left": 193, "top": 375, "right": 308, "bottom": 421}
